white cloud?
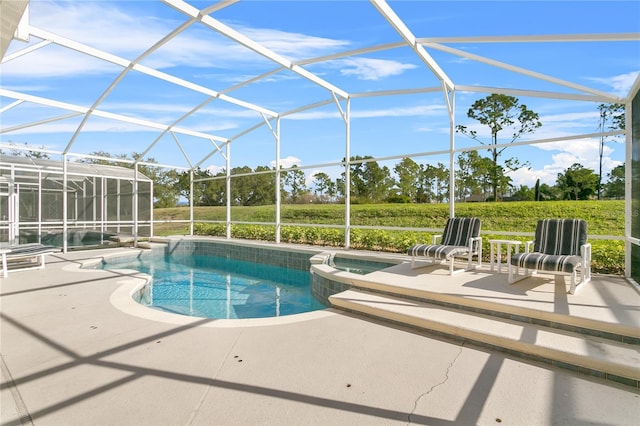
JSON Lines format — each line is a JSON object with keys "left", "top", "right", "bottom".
{"left": 285, "top": 104, "right": 446, "bottom": 120}
{"left": 205, "top": 164, "right": 224, "bottom": 175}
{"left": 587, "top": 71, "right": 640, "bottom": 97}
{"left": 336, "top": 58, "right": 417, "bottom": 81}
{"left": 270, "top": 155, "right": 301, "bottom": 169}
{"left": 0, "top": 114, "right": 237, "bottom": 136}
{"left": 30, "top": 1, "right": 165, "bottom": 53}
{"left": 305, "top": 169, "right": 321, "bottom": 187}
{"left": 1, "top": 46, "right": 123, "bottom": 78}
{"left": 4, "top": 1, "right": 352, "bottom": 79}
{"left": 508, "top": 137, "right": 623, "bottom": 187}
{"left": 240, "top": 27, "right": 350, "bottom": 61}
{"left": 352, "top": 105, "right": 445, "bottom": 118}
{"left": 1, "top": 118, "right": 145, "bottom": 135}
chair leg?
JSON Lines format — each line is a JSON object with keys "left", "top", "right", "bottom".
{"left": 1, "top": 253, "right": 7, "bottom": 279}
{"left": 411, "top": 256, "right": 435, "bottom": 270}
{"left": 569, "top": 264, "right": 591, "bottom": 294}
{"left": 569, "top": 270, "right": 577, "bottom": 294}
{"left": 508, "top": 261, "right": 531, "bottom": 284}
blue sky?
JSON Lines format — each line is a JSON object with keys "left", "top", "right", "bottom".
{"left": 1, "top": 0, "right": 639, "bottom": 189}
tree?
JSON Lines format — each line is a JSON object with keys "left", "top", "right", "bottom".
{"left": 419, "top": 163, "right": 449, "bottom": 203}
{"left": 455, "top": 151, "right": 479, "bottom": 201}
{"left": 81, "top": 151, "right": 180, "bottom": 207}
{"left": 556, "top": 163, "right": 599, "bottom": 200}
{"left": 492, "top": 165, "right": 513, "bottom": 201}
{"left": 229, "top": 166, "right": 253, "bottom": 205}
{"left": 363, "top": 160, "right": 394, "bottom": 203}
{"left": 344, "top": 156, "right": 394, "bottom": 203}
{"left": 605, "top": 163, "right": 625, "bottom": 200}
{"left": 456, "top": 94, "right": 541, "bottom": 200}
{"left": 455, "top": 151, "right": 497, "bottom": 201}
{"left": 311, "top": 172, "right": 336, "bottom": 203}
{"left": 394, "top": 157, "right": 421, "bottom": 202}
{"left": 250, "top": 166, "right": 276, "bottom": 205}
{"left": 537, "top": 182, "right": 560, "bottom": 201}
{"left": 179, "top": 168, "right": 227, "bottom": 207}
{"left": 431, "top": 163, "right": 450, "bottom": 203}
{"left": 509, "top": 185, "right": 535, "bottom": 201}
{"left": 152, "top": 168, "right": 181, "bottom": 207}
{"left": 281, "top": 165, "right": 308, "bottom": 204}
{"left": 1, "top": 141, "right": 50, "bottom": 159}
{"left": 597, "top": 103, "right": 625, "bottom": 199}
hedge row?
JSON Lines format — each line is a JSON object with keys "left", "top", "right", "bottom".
{"left": 193, "top": 223, "right": 624, "bottom": 275}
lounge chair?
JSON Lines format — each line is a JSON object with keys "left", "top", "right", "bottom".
{"left": 508, "top": 219, "right": 591, "bottom": 294}
{"left": 407, "top": 217, "right": 482, "bottom": 275}
{"left": 0, "top": 243, "right": 61, "bottom": 279}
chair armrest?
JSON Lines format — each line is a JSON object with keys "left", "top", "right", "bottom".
{"left": 524, "top": 241, "right": 534, "bottom": 253}
{"left": 468, "top": 236, "right": 482, "bottom": 254}
{"left": 581, "top": 243, "right": 592, "bottom": 261}
{"left": 432, "top": 234, "right": 442, "bottom": 244}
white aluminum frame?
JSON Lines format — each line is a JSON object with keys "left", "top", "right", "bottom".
{"left": 0, "top": 0, "right": 637, "bottom": 280}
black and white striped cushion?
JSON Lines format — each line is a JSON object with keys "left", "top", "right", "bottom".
{"left": 440, "top": 217, "right": 481, "bottom": 246}
{"left": 408, "top": 244, "right": 470, "bottom": 260}
{"left": 511, "top": 252, "right": 582, "bottom": 273}
{"left": 407, "top": 217, "right": 481, "bottom": 260}
{"left": 534, "top": 219, "right": 587, "bottom": 256}
{"left": 511, "top": 219, "right": 587, "bottom": 273}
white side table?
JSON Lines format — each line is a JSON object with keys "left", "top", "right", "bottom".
{"left": 488, "top": 240, "right": 521, "bottom": 274}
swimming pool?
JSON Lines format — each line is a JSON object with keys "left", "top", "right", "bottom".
{"left": 100, "top": 254, "right": 327, "bottom": 319}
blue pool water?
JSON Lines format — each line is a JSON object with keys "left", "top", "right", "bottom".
{"left": 100, "top": 255, "right": 327, "bottom": 319}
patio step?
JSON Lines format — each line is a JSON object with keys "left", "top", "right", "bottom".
{"left": 329, "top": 289, "right": 640, "bottom": 387}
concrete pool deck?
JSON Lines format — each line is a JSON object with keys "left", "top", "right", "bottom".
{"left": 1, "top": 246, "right": 639, "bottom": 425}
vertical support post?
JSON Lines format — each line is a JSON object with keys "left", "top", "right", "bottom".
{"left": 624, "top": 98, "right": 632, "bottom": 278}
{"left": 8, "top": 165, "right": 16, "bottom": 244}
{"left": 116, "top": 179, "right": 121, "bottom": 233}
{"left": 149, "top": 179, "right": 154, "bottom": 238}
{"left": 133, "top": 163, "right": 139, "bottom": 248}
{"left": 37, "top": 170, "right": 42, "bottom": 243}
{"left": 81, "top": 179, "right": 86, "bottom": 229}
{"left": 189, "top": 169, "right": 194, "bottom": 236}
{"left": 62, "top": 153, "right": 68, "bottom": 253}
{"left": 444, "top": 85, "right": 456, "bottom": 218}
{"left": 73, "top": 188, "right": 78, "bottom": 230}
{"left": 101, "top": 177, "right": 106, "bottom": 241}
{"left": 344, "top": 97, "right": 351, "bottom": 249}
{"left": 92, "top": 177, "right": 96, "bottom": 231}
{"left": 226, "top": 143, "right": 231, "bottom": 239}
{"left": 275, "top": 117, "right": 281, "bottom": 244}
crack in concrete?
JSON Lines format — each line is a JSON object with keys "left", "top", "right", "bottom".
{"left": 407, "top": 345, "right": 464, "bottom": 425}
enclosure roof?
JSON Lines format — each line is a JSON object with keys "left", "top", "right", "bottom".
{"left": 0, "top": 155, "right": 153, "bottom": 182}
{"left": 0, "top": 1, "right": 639, "bottom": 176}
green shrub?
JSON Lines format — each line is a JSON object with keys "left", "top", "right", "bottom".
{"left": 184, "top": 201, "right": 626, "bottom": 275}
{"left": 193, "top": 224, "right": 624, "bottom": 275}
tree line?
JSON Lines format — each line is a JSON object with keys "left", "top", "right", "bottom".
{"left": 2, "top": 94, "right": 625, "bottom": 207}
{"left": 152, "top": 156, "right": 626, "bottom": 207}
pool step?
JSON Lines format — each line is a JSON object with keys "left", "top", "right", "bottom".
{"left": 329, "top": 289, "right": 640, "bottom": 387}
